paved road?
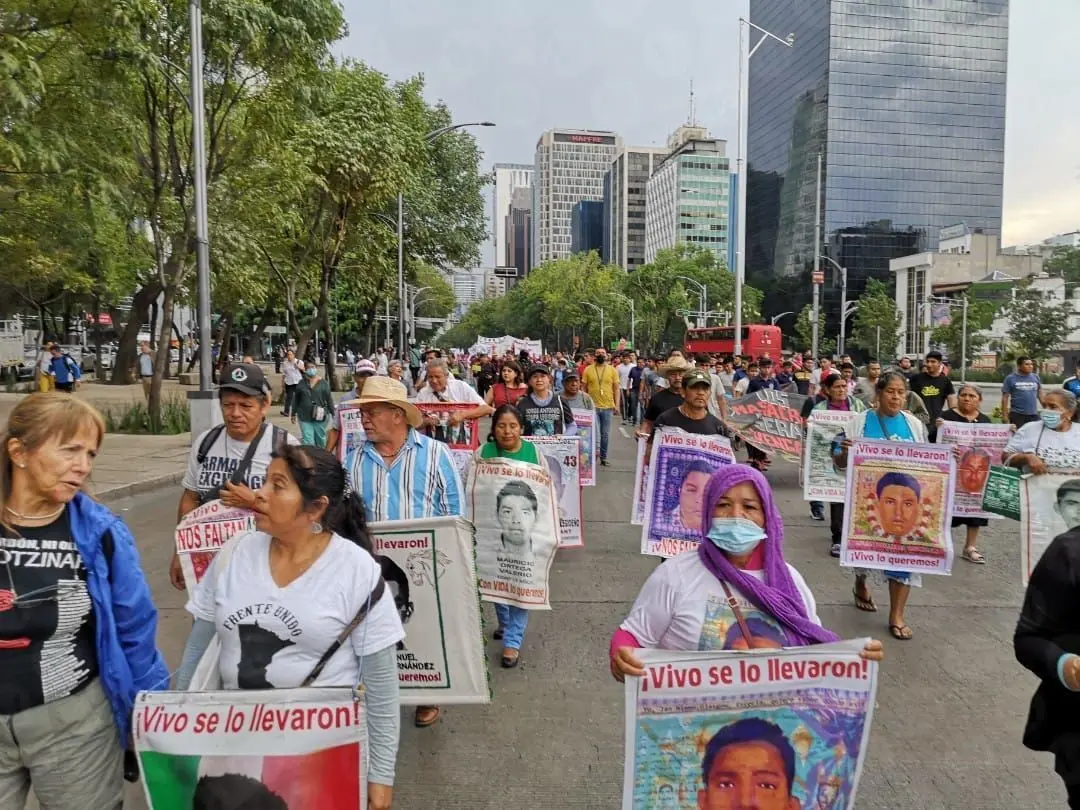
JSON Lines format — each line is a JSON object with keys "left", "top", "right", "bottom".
{"left": 31, "top": 424, "right": 1063, "bottom": 809}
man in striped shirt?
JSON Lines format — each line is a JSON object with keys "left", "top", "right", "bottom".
{"left": 344, "top": 376, "right": 463, "bottom": 728}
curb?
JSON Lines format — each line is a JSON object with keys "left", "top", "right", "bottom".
{"left": 98, "top": 471, "right": 186, "bottom": 504}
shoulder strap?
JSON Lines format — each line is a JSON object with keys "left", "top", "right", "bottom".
{"left": 271, "top": 425, "right": 288, "bottom": 454}
{"left": 301, "top": 577, "right": 386, "bottom": 687}
{"left": 718, "top": 579, "right": 764, "bottom": 649}
{"left": 196, "top": 424, "right": 226, "bottom": 465}
{"left": 231, "top": 423, "right": 270, "bottom": 487}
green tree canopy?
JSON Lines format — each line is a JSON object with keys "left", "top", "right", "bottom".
{"left": 848, "top": 278, "right": 902, "bottom": 359}
{"left": 1004, "top": 282, "right": 1072, "bottom": 361}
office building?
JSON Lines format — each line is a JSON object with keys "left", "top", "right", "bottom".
{"left": 607, "top": 146, "right": 669, "bottom": 270}
{"left": 505, "top": 187, "right": 532, "bottom": 278}
{"left": 644, "top": 136, "right": 731, "bottom": 265}
{"left": 451, "top": 269, "right": 485, "bottom": 317}
{"left": 570, "top": 201, "right": 605, "bottom": 255}
{"left": 746, "top": 0, "right": 1009, "bottom": 304}
{"left": 533, "top": 128, "right": 622, "bottom": 265}
{"left": 491, "top": 163, "right": 533, "bottom": 267}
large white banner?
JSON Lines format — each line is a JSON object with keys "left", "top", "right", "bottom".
{"left": 134, "top": 688, "right": 367, "bottom": 810}
{"left": 640, "top": 429, "right": 735, "bottom": 557}
{"left": 469, "top": 457, "right": 559, "bottom": 609}
{"left": 802, "top": 410, "right": 854, "bottom": 502}
{"left": 1020, "top": 469, "right": 1080, "bottom": 584}
{"left": 470, "top": 335, "right": 543, "bottom": 359}
{"left": 622, "top": 641, "right": 878, "bottom": 810}
{"left": 527, "top": 435, "right": 584, "bottom": 548}
{"left": 335, "top": 402, "right": 365, "bottom": 465}
{"left": 174, "top": 499, "right": 257, "bottom": 591}
{"left": 370, "top": 516, "right": 489, "bottom": 705}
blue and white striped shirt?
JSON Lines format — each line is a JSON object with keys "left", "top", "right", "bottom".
{"left": 346, "top": 429, "right": 464, "bottom": 521}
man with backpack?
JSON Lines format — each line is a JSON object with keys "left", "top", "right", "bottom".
{"left": 48, "top": 344, "right": 81, "bottom": 392}
{"left": 170, "top": 362, "right": 298, "bottom": 590}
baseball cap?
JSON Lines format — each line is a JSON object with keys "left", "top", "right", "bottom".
{"left": 563, "top": 368, "right": 580, "bottom": 380}
{"left": 683, "top": 369, "right": 712, "bottom": 389}
{"left": 353, "top": 359, "right": 377, "bottom": 376}
{"left": 219, "top": 363, "right": 269, "bottom": 397}
{"left": 528, "top": 364, "right": 552, "bottom": 378}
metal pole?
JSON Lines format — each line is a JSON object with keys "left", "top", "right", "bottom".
{"left": 190, "top": 0, "right": 212, "bottom": 391}
{"left": 385, "top": 298, "right": 390, "bottom": 347}
{"left": 702, "top": 284, "right": 708, "bottom": 330}
{"left": 961, "top": 296, "right": 968, "bottom": 382}
{"left": 734, "top": 19, "right": 747, "bottom": 357}
{"left": 630, "top": 300, "right": 635, "bottom": 348}
{"left": 601, "top": 309, "right": 605, "bottom": 349}
{"left": 408, "top": 286, "right": 415, "bottom": 345}
{"left": 838, "top": 266, "right": 848, "bottom": 355}
{"left": 811, "top": 152, "right": 822, "bottom": 359}
{"left": 396, "top": 193, "right": 405, "bottom": 360}
{"left": 876, "top": 326, "right": 881, "bottom": 359}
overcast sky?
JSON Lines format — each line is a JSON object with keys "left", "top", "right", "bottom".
{"left": 341, "top": 1, "right": 1079, "bottom": 264}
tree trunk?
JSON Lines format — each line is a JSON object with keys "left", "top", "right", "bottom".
{"left": 110, "top": 281, "right": 161, "bottom": 385}
{"left": 248, "top": 300, "right": 275, "bottom": 359}
{"left": 217, "top": 313, "right": 234, "bottom": 374}
{"left": 149, "top": 298, "right": 159, "bottom": 350}
{"left": 148, "top": 284, "right": 177, "bottom": 432}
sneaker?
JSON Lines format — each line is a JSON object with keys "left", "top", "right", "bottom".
{"left": 830, "top": 543, "right": 841, "bottom": 558}
{"left": 600, "top": 458, "right": 609, "bottom": 466}
{"left": 810, "top": 509, "right": 825, "bottom": 521}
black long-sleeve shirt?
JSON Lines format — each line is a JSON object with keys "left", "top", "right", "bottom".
{"left": 1014, "top": 528, "right": 1080, "bottom": 762}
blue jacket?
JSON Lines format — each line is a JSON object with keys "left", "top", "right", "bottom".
{"left": 48, "top": 353, "right": 81, "bottom": 384}
{"left": 67, "top": 492, "right": 169, "bottom": 741}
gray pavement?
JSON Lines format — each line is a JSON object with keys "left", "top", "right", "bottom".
{"left": 27, "top": 420, "right": 1064, "bottom": 809}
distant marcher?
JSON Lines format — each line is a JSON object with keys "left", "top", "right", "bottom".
{"left": 293, "top": 363, "right": 335, "bottom": 448}
{"left": 1002, "top": 356, "right": 1044, "bottom": 430}
{"left": 0, "top": 393, "right": 168, "bottom": 808}
{"left": 281, "top": 350, "right": 304, "bottom": 417}
{"left": 35, "top": 343, "right": 54, "bottom": 393}
{"left": 936, "top": 384, "right": 992, "bottom": 564}
{"left": 485, "top": 360, "right": 528, "bottom": 410}
{"left": 138, "top": 341, "right": 154, "bottom": 401}
{"left": 48, "top": 345, "right": 81, "bottom": 393}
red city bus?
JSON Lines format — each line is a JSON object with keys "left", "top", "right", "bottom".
{"left": 684, "top": 325, "right": 782, "bottom": 359}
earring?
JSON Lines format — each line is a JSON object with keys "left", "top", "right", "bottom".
{"left": 310, "top": 521, "right": 323, "bottom": 534}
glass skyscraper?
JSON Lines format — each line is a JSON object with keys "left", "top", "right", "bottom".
{"left": 746, "top": 0, "right": 1009, "bottom": 309}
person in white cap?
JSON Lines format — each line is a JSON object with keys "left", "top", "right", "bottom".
{"left": 325, "top": 359, "right": 378, "bottom": 455}
{"left": 344, "top": 376, "right": 464, "bottom": 730}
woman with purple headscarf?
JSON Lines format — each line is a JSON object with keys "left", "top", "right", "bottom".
{"left": 610, "top": 464, "right": 882, "bottom": 681}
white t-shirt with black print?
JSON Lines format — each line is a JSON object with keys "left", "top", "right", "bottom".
{"left": 182, "top": 426, "right": 299, "bottom": 498}
{"left": 620, "top": 550, "right": 820, "bottom": 652}
{"left": 187, "top": 531, "right": 404, "bottom": 689}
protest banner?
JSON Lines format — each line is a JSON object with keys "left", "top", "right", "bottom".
{"left": 623, "top": 640, "right": 878, "bottom": 810}
{"left": 527, "top": 435, "right": 584, "bottom": 548}
{"left": 335, "top": 403, "right": 365, "bottom": 464}
{"left": 174, "top": 499, "right": 257, "bottom": 591}
{"left": 470, "top": 457, "right": 559, "bottom": 609}
{"left": 802, "top": 410, "right": 855, "bottom": 502}
{"left": 982, "top": 464, "right": 1022, "bottom": 521}
{"left": 369, "top": 516, "right": 489, "bottom": 704}
{"left": 840, "top": 440, "right": 956, "bottom": 575}
{"left": 937, "top": 421, "right": 1011, "bottom": 519}
{"left": 640, "top": 429, "right": 735, "bottom": 558}
{"left": 470, "top": 335, "right": 544, "bottom": 359}
{"left": 725, "top": 388, "right": 808, "bottom": 462}
{"left": 630, "top": 436, "right": 648, "bottom": 525}
{"left": 1020, "top": 469, "right": 1080, "bottom": 584}
{"left": 134, "top": 688, "right": 367, "bottom": 809}
{"left": 572, "top": 407, "right": 597, "bottom": 487}
{"left": 415, "top": 403, "right": 480, "bottom": 451}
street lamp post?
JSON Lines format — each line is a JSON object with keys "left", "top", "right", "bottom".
{"left": 187, "top": 0, "right": 212, "bottom": 392}
{"left": 840, "top": 303, "right": 858, "bottom": 356}
{"left": 770, "top": 311, "right": 794, "bottom": 326}
{"left": 408, "top": 285, "right": 432, "bottom": 344}
{"left": 820, "top": 255, "right": 847, "bottom": 355}
{"left": 611, "top": 292, "right": 635, "bottom": 348}
{"left": 397, "top": 121, "right": 495, "bottom": 360}
{"left": 735, "top": 17, "right": 795, "bottom": 356}
{"left": 675, "top": 275, "right": 707, "bottom": 328}
{"left": 579, "top": 301, "right": 605, "bottom": 348}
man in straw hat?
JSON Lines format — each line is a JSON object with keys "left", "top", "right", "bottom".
{"left": 636, "top": 354, "right": 693, "bottom": 441}
{"left": 344, "top": 376, "right": 464, "bottom": 730}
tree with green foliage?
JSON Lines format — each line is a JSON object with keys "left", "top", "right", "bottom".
{"left": 1004, "top": 282, "right": 1072, "bottom": 362}
{"left": 928, "top": 297, "right": 999, "bottom": 368}
{"left": 793, "top": 305, "right": 835, "bottom": 357}
{"left": 1046, "top": 246, "right": 1080, "bottom": 286}
{"left": 848, "top": 279, "right": 902, "bottom": 358}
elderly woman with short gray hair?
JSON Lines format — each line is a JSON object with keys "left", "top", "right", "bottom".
{"left": 1005, "top": 388, "right": 1080, "bottom": 474}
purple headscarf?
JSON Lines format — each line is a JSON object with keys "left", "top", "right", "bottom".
{"left": 696, "top": 464, "right": 839, "bottom": 647}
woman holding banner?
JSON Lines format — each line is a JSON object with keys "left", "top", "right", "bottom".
{"left": 175, "top": 446, "right": 404, "bottom": 810}
{"left": 609, "top": 464, "right": 882, "bottom": 682}
{"left": 1004, "top": 389, "right": 1080, "bottom": 473}
{"left": 475, "top": 405, "right": 540, "bottom": 668}
{"left": 834, "top": 371, "right": 927, "bottom": 640}
{"left": 936, "top": 384, "right": 992, "bottom": 564}
{"left": 810, "top": 373, "right": 866, "bottom": 558}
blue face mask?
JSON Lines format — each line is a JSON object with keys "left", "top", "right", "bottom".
{"left": 1041, "top": 410, "right": 1062, "bottom": 430}
{"left": 305, "top": 367, "right": 318, "bottom": 378}
{"left": 707, "top": 517, "right": 767, "bottom": 555}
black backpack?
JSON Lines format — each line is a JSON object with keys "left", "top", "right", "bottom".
{"left": 195, "top": 423, "right": 288, "bottom": 504}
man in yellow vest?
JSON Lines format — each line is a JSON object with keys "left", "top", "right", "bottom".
{"left": 582, "top": 348, "right": 620, "bottom": 466}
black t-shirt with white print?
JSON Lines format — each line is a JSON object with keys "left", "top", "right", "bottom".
{"left": 0, "top": 510, "right": 97, "bottom": 714}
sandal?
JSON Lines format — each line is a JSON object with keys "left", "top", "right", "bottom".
{"left": 889, "top": 624, "right": 913, "bottom": 641}
{"left": 853, "top": 587, "right": 877, "bottom": 612}
{"left": 414, "top": 706, "right": 441, "bottom": 728}
{"left": 501, "top": 649, "right": 520, "bottom": 669}
{"left": 961, "top": 548, "right": 986, "bottom": 564}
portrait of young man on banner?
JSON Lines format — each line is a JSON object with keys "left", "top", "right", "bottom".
{"left": 840, "top": 441, "right": 956, "bottom": 575}
{"left": 937, "top": 421, "right": 1010, "bottom": 518}
{"left": 415, "top": 403, "right": 480, "bottom": 451}
{"left": 1021, "top": 471, "right": 1080, "bottom": 583}
{"left": 622, "top": 643, "right": 878, "bottom": 810}
{"left": 470, "top": 458, "right": 559, "bottom": 609}
{"left": 528, "top": 436, "right": 584, "bottom": 548}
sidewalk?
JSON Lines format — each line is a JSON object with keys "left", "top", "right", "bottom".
{"left": 0, "top": 377, "right": 296, "bottom": 503}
